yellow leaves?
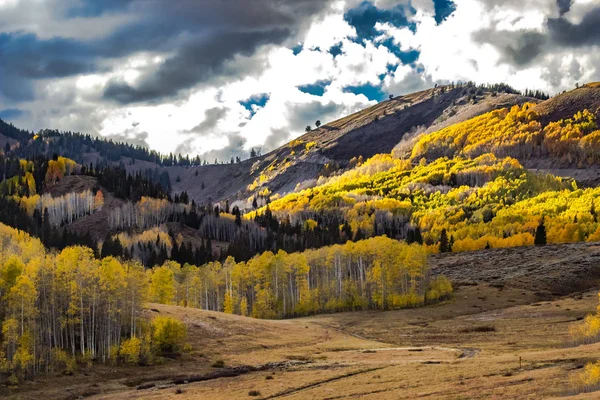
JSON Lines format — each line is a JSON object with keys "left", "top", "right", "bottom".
{"left": 289, "top": 139, "right": 303, "bottom": 148}
{"left": 149, "top": 265, "right": 176, "bottom": 304}
{"left": 119, "top": 337, "right": 142, "bottom": 365}
{"left": 304, "top": 219, "right": 318, "bottom": 231}
{"left": 8, "top": 275, "right": 36, "bottom": 315}
{"left": 0, "top": 255, "right": 25, "bottom": 294}
{"left": 239, "top": 297, "right": 248, "bottom": 316}
{"left": 45, "top": 156, "right": 79, "bottom": 183}
{"left": 426, "top": 276, "right": 453, "bottom": 302}
{"left": 151, "top": 316, "right": 187, "bottom": 354}
{"left": 94, "top": 190, "right": 104, "bottom": 210}
{"left": 99, "top": 257, "right": 126, "bottom": 293}
{"left": 569, "top": 294, "right": 600, "bottom": 392}
{"left": 305, "top": 141, "right": 317, "bottom": 152}
{"left": 571, "top": 361, "right": 600, "bottom": 391}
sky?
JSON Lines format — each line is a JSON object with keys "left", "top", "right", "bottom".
{"left": 0, "top": 0, "right": 599, "bottom": 160}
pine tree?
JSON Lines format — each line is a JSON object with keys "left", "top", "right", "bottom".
{"left": 534, "top": 218, "right": 547, "bottom": 246}
{"left": 439, "top": 229, "right": 450, "bottom": 253}
{"left": 414, "top": 227, "right": 423, "bottom": 245}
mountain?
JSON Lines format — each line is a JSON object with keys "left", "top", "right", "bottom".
{"left": 159, "top": 84, "right": 538, "bottom": 205}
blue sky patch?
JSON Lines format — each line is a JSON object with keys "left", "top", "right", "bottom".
{"left": 329, "top": 42, "right": 343, "bottom": 57}
{"left": 343, "top": 83, "right": 386, "bottom": 101}
{"left": 239, "top": 93, "right": 270, "bottom": 117}
{"left": 292, "top": 43, "right": 303, "bottom": 55}
{"left": 344, "top": 1, "right": 416, "bottom": 44}
{"left": 379, "top": 37, "right": 420, "bottom": 65}
{"left": 0, "top": 108, "right": 24, "bottom": 121}
{"left": 433, "top": 0, "right": 457, "bottom": 25}
{"left": 298, "top": 80, "right": 332, "bottom": 97}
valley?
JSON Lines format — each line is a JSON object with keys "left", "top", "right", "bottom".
{"left": 3, "top": 281, "right": 595, "bottom": 399}
{"left": 3, "top": 242, "right": 600, "bottom": 399}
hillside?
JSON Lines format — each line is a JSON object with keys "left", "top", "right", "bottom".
{"left": 2, "top": 85, "right": 536, "bottom": 206}
{"left": 139, "top": 83, "right": 600, "bottom": 205}
{"left": 181, "top": 86, "right": 535, "bottom": 204}
{"left": 534, "top": 82, "right": 600, "bottom": 125}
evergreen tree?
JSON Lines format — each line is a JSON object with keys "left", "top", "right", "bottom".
{"left": 534, "top": 218, "right": 547, "bottom": 246}
{"left": 439, "top": 228, "right": 450, "bottom": 253}
{"left": 414, "top": 227, "right": 423, "bottom": 245}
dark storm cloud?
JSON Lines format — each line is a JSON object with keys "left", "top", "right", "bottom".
{"left": 67, "top": 0, "right": 136, "bottom": 17}
{"left": 0, "top": 0, "right": 333, "bottom": 103}
{"left": 264, "top": 128, "right": 292, "bottom": 151}
{"left": 200, "top": 132, "right": 248, "bottom": 161}
{"left": 286, "top": 100, "right": 342, "bottom": 133}
{"left": 547, "top": 6, "right": 600, "bottom": 47}
{"left": 472, "top": 3, "right": 600, "bottom": 69}
{"left": 0, "top": 32, "right": 94, "bottom": 101}
{"left": 104, "top": 130, "right": 151, "bottom": 149}
{"left": 186, "top": 107, "right": 228, "bottom": 136}
{"left": 473, "top": 29, "right": 546, "bottom": 66}
{"left": 99, "top": 0, "right": 333, "bottom": 104}
{"left": 103, "top": 29, "right": 289, "bottom": 104}
{"left": 556, "top": 0, "right": 573, "bottom": 16}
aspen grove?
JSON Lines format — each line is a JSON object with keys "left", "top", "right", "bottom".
{"left": 0, "top": 221, "right": 451, "bottom": 378}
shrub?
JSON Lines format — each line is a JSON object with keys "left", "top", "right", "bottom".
{"left": 120, "top": 337, "right": 142, "bottom": 364}
{"left": 152, "top": 317, "right": 187, "bottom": 355}
{"left": 212, "top": 360, "right": 225, "bottom": 368}
{"left": 571, "top": 361, "right": 600, "bottom": 393}
{"left": 459, "top": 325, "right": 496, "bottom": 333}
{"left": 426, "top": 276, "right": 453, "bottom": 302}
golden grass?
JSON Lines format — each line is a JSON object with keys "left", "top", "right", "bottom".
{"left": 4, "top": 285, "right": 600, "bottom": 400}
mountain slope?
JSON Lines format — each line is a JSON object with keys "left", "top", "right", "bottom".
{"left": 534, "top": 82, "right": 600, "bottom": 125}
{"left": 165, "top": 85, "right": 536, "bottom": 204}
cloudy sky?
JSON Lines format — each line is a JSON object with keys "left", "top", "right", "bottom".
{"left": 0, "top": 0, "right": 599, "bottom": 160}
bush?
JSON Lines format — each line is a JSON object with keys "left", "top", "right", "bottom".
{"left": 212, "top": 360, "right": 225, "bottom": 368}
{"left": 426, "top": 276, "right": 453, "bottom": 302}
{"left": 459, "top": 325, "right": 496, "bottom": 333}
{"left": 248, "top": 390, "right": 261, "bottom": 396}
{"left": 571, "top": 361, "right": 600, "bottom": 393}
{"left": 152, "top": 317, "right": 187, "bottom": 355}
{"left": 120, "top": 337, "right": 142, "bottom": 364}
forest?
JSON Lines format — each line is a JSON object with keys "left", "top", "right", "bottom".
{"left": 410, "top": 104, "right": 599, "bottom": 166}
{"left": 247, "top": 106, "right": 600, "bottom": 254}
{"left": 0, "top": 222, "right": 451, "bottom": 381}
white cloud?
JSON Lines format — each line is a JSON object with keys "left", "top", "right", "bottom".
{"left": 4, "top": 0, "right": 600, "bottom": 160}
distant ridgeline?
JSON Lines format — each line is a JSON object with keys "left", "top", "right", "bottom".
{"left": 0, "top": 120, "right": 241, "bottom": 167}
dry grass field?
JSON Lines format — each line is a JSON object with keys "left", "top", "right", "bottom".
{"left": 4, "top": 282, "right": 599, "bottom": 400}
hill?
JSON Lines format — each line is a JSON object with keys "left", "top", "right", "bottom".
{"left": 534, "top": 82, "right": 600, "bottom": 125}
{"left": 187, "top": 85, "right": 535, "bottom": 204}
{"left": 4, "top": 83, "right": 600, "bottom": 398}
{"left": 136, "top": 83, "right": 600, "bottom": 205}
